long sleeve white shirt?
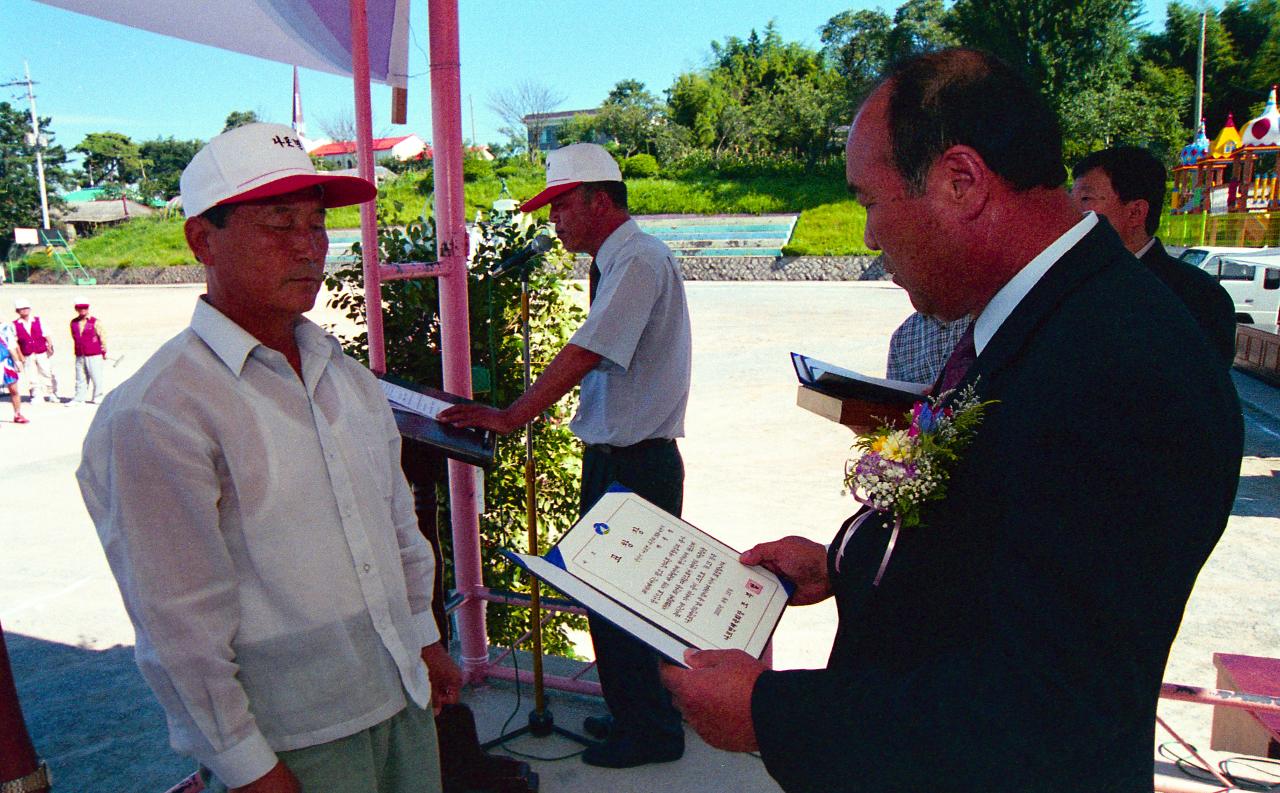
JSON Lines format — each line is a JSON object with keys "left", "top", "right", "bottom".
{"left": 77, "top": 298, "right": 437, "bottom": 787}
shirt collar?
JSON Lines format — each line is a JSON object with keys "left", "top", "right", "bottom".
{"left": 595, "top": 218, "right": 640, "bottom": 270}
{"left": 973, "top": 212, "right": 1097, "bottom": 355}
{"left": 1134, "top": 237, "right": 1156, "bottom": 259}
{"left": 190, "top": 297, "right": 334, "bottom": 378}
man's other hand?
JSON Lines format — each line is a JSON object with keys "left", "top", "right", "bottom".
{"left": 436, "top": 403, "right": 520, "bottom": 435}
{"left": 661, "top": 649, "right": 763, "bottom": 753}
{"left": 740, "top": 536, "right": 832, "bottom": 605}
{"left": 230, "top": 761, "right": 301, "bottom": 793}
{"left": 421, "top": 642, "right": 463, "bottom": 714}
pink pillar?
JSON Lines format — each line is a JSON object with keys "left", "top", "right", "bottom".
{"left": 348, "top": 0, "right": 387, "bottom": 374}
{"left": 428, "top": 0, "right": 488, "bottom": 680}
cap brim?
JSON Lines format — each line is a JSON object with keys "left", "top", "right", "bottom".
{"left": 217, "top": 173, "right": 378, "bottom": 211}
{"left": 519, "top": 182, "right": 581, "bottom": 213}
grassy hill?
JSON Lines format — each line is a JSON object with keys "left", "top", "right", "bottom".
{"left": 27, "top": 171, "right": 871, "bottom": 269}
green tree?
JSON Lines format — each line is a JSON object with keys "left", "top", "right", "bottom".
{"left": 949, "top": 0, "right": 1142, "bottom": 110}
{"left": 886, "top": 0, "right": 958, "bottom": 59}
{"left": 223, "top": 110, "right": 260, "bottom": 132}
{"left": 596, "top": 79, "right": 665, "bottom": 157}
{"left": 555, "top": 113, "right": 602, "bottom": 147}
{"left": 324, "top": 208, "right": 588, "bottom": 655}
{"left": 1142, "top": 1, "right": 1280, "bottom": 135}
{"left": 73, "top": 131, "right": 147, "bottom": 187}
{"left": 0, "top": 102, "right": 69, "bottom": 258}
{"left": 138, "top": 136, "right": 203, "bottom": 201}
{"left": 1059, "top": 61, "right": 1194, "bottom": 164}
{"left": 756, "top": 72, "right": 845, "bottom": 167}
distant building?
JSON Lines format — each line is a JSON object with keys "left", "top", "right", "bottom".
{"left": 310, "top": 134, "right": 429, "bottom": 168}
{"left": 522, "top": 109, "right": 602, "bottom": 152}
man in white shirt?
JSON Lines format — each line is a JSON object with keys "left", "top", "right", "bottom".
{"left": 78, "top": 123, "right": 460, "bottom": 793}
{"left": 439, "top": 143, "right": 692, "bottom": 769}
{"left": 661, "top": 48, "right": 1241, "bottom": 793}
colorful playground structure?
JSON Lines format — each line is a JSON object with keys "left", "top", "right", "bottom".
{"left": 1169, "top": 85, "right": 1280, "bottom": 247}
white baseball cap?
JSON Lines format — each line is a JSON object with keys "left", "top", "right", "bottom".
{"left": 73, "top": 296, "right": 90, "bottom": 308}
{"left": 519, "top": 143, "right": 622, "bottom": 212}
{"left": 13, "top": 298, "right": 30, "bottom": 310}
{"left": 180, "top": 122, "right": 377, "bottom": 218}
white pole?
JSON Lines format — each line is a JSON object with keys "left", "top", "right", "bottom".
{"left": 23, "top": 61, "right": 51, "bottom": 230}
{"left": 1194, "top": 12, "right": 1206, "bottom": 128}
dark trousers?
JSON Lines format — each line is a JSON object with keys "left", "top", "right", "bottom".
{"left": 580, "top": 439, "right": 685, "bottom": 745}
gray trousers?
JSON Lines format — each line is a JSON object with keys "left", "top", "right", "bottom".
{"left": 73, "top": 354, "right": 104, "bottom": 402}
{"left": 201, "top": 704, "right": 442, "bottom": 793}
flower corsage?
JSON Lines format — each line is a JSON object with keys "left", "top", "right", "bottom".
{"left": 841, "top": 382, "right": 995, "bottom": 585}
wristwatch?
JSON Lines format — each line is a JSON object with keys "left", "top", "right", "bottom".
{"left": 0, "top": 762, "right": 51, "bottom": 793}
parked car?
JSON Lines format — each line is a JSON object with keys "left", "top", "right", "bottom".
{"left": 1187, "top": 249, "right": 1280, "bottom": 324}
{"left": 1177, "top": 245, "right": 1269, "bottom": 267}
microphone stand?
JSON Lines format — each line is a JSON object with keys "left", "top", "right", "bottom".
{"left": 483, "top": 255, "right": 590, "bottom": 749}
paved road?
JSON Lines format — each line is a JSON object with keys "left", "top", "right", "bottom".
{"left": 2, "top": 281, "right": 1276, "bottom": 791}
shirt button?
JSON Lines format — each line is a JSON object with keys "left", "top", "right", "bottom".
{"left": 363, "top": 564, "right": 371, "bottom": 573}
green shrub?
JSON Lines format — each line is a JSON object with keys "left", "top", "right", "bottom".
{"left": 324, "top": 208, "right": 588, "bottom": 657}
{"left": 622, "top": 153, "right": 660, "bottom": 179}
{"left": 462, "top": 155, "right": 494, "bottom": 182}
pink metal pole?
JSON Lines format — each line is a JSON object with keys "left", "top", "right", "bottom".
{"left": 428, "top": 0, "right": 488, "bottom": 681}
{"left": 349, "top": 0, "right": 387, "bottom": 375}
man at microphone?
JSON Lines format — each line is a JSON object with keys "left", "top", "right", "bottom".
{"left": 439, "top": 143, "right": 692, "bottom": 769}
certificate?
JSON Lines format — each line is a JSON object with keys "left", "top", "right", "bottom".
{"left": 504, "top": 487, "right": 790, "bottom": 666}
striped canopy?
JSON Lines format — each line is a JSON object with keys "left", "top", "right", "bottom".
{"left": 35, "top": 0, "right": 410, "bottom": 87}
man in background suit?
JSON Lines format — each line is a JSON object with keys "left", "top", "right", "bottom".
{"left": 662, "top": 48, "right": 1242, "bottom": 793}
{"left": 1072, "top": 145, "right": 1237, "bottom": 367}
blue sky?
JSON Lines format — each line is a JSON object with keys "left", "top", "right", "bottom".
{"left": 1, "top": 0, "right": 1171, "bottom": 160}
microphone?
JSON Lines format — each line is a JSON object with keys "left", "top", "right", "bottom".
{"left": 489, "top": 235, "right": 553, "bottom": 279}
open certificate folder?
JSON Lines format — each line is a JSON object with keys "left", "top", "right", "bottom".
{"left": 503, "top": 488, "right": 792, "bottom": 667}
{"left": 791, "top": 351, "right": 927, "bottom": 404}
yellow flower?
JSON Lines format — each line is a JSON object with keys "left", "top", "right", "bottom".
{"left": 871, "top": 430, "right": 915, "bottom": 462}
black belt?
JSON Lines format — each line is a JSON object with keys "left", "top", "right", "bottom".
{"left": 585, "top": 437, "right": 675, "bottom": 455}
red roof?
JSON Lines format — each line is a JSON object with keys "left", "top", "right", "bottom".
{"left": 311, "top": 135, "right": 413, "bottom": 157}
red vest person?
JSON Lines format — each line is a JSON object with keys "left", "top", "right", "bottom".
{"left": 69, "top": 298, "right": 107, "bottom": 404}
{"left": 14, "top": 298, "right": 58, "bottom": 402}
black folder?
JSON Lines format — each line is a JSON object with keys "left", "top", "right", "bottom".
{"left": 379, "top": 374, "right": 497, "bottom": 468}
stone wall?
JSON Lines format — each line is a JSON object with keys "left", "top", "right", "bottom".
{"left": 22, "top": 256, "right": 890, "bottom": 285}
{"left": 570, "top": 254, "right": 890, "bottom": 281}
{"left": 26, "top": 265, "right": 206, "bottom": 285}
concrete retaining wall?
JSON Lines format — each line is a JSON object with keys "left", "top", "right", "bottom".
{"left": 570, "top": 254, "right": 890, "bottom": 281}
{"left": 24, "top": 255, "right": 890, "bottom": 285}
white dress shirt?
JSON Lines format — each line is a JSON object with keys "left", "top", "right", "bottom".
{"left": 569, "top": 218, "right": 692, "bottom": 446}
{"left": 973, "top": 212, "right": 1098, "bottom": 354}
{"left": 77, "top": 298, "right": 437, "bottom": 787}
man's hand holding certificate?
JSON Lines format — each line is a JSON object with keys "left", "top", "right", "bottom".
{"left": 503, "top": 488, "right": 791, "bottom": 667}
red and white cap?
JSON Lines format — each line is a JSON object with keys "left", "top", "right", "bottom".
{"left": 519, "top": 143, "right": 622, "bottom": 213}
{"left": 180, "top": 123, "right": 377, "bottom": 218}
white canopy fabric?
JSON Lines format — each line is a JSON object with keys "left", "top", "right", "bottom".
{"left": 36, "top": 0, "right": 411, "bottom": 87}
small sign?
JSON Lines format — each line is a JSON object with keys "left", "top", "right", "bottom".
{"left": 13, "top": 228, "right": 38, "bottom": 245}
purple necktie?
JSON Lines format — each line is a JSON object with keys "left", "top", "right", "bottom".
{"left": 934, "top": 322, "right": 977, "bottom": 395}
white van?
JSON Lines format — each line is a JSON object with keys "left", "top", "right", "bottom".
{"left": 1187, "top": 250, "right": 1280, "bottom": 324}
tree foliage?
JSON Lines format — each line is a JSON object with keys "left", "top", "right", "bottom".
{"left": 324, "top": 206, "right": 589, "bottom": 655}
{"left": 223, "top": 110, "right": 260, "bottom": 132}
{"left": 138, "top": 136, "right": 203, "bottom": 201}
{"left": 73, "top": 131, "right": 147, "bottom": 187}
{"left": 0, "top": 102, "right": 69, "bottom": 258}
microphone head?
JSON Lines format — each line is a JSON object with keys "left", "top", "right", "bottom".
{"left": 529, "top": 234, "right": 553, "bottom": 254}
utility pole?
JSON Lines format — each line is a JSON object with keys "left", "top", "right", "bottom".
{"left": 1195, "top": 11, "right": 1207, "bottom": 129}
{"left": 3, "top": 63, "right": 51, "bottom": 230}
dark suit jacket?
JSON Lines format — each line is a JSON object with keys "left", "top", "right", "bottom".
{"left": 1141, "top": 238, "right": 1237, "bottom": 367}
{"left": 752, "top": 223, "right": 1242, "bottom": 793}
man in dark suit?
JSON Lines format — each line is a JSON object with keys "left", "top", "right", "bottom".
{"left": 1072, "top": 145, "right": 1237, "bottom": 366}
{"left": 662, "top": 49, "right": 1242, "bottom": 793}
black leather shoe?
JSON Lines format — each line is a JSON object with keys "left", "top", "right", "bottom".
{"left": 582, "top": 714, "right": 613, "bottom": 740}
{"left": 581, "top": 734, "right": 684, "bottom": 768}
